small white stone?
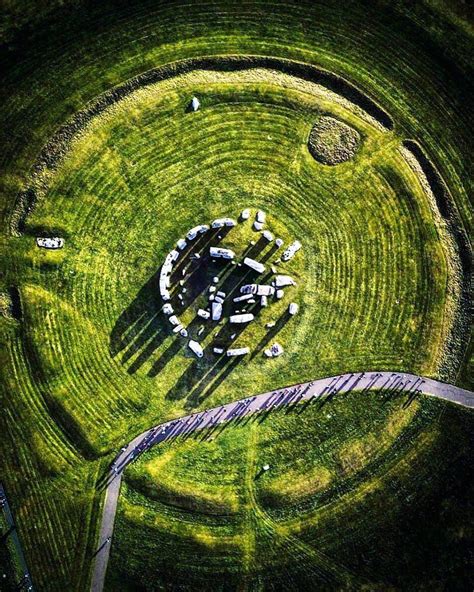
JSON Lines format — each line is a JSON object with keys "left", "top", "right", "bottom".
{"left": 262, "top": 230, "right": 274, "bottom": 242}
{"left": 270, "top": 342, "right": 284, "bottom": 357}
{"left": 289, "top": 302, "right": 299, "bottom": 315}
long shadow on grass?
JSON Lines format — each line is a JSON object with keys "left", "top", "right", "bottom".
{"left": 109, "top": 230, "right": 230, "bottom": 374}
{"left": 164, "top": 313, "right": 253, "bottom": 408}
{"left": 260, "top": 243, "right": 280, "bottom": 264}
{"left": 109, "top": 269, "right": 167, "bottom": 361}
{"left": 110, "top": 227, "right": 277, "bottom": 377}
{"left": 163, "top": 261, "right": 280, "bottom": 405}
{"left": 250, "top": 310, "right": 291, "bottom": 359}
{"left": 150, "top": 240, "right": 268, "bottom": 381}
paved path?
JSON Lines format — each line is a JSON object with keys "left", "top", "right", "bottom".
{"left": 90, "top": 371, "right": 473, "bottom": 591}
{"left": 0, "top": 483, "right": 35, "bottom": 591}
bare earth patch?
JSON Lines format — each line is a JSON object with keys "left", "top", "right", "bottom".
{"left": 308, "top": 116, "right": 361, "bottom": 165}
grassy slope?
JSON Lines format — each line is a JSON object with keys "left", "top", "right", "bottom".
{"left": 0, "top": 1, "right": 472, "bottom": 591}
{"left": 108, "top": 392, "right": 474, "bottom": 591}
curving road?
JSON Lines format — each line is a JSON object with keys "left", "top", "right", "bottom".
{"left": 90, "top": 371, "right": 474, "bottom": 591}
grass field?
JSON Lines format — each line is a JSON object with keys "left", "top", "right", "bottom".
{"left": 0, "top": 1, "right": 472, "bottom": 591}
{"left": 107, "top": 392, "right": 473, "bottom": 591}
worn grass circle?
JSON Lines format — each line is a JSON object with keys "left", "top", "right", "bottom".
{"left": 11, "top": 62, "right": 461, "bottom": 590}
{"left": 308, "top": 116, "right": 361, "bottom": 165}
{"left": 21, "top": 66, "right": 454, "bottom": 442}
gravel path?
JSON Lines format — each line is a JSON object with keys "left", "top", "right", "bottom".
{"left": 0, "top": 483, "right": 35, "bottom": 591}
{"left": 90, "top": 371, "right": 473, "bottom": 591}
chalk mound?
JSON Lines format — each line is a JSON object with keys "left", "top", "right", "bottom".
{"left": 308, "top": 117, "right": 360, "bottom": 165}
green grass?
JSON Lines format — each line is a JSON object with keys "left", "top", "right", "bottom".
{"left": 14, "top": 71, "right": 455, "bottom": 454}
{"left": 108, "top": 392, "right": 473, "bottom": 590}
{"left": 0, "top": 1, "right": 472, "bottom": 591}
{"left": 0, "top": 511, "right": 22, "bottom": 591}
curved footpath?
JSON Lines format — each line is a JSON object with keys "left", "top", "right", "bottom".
{"left": 90, "top": 371, "right": 474, "bottom": 591}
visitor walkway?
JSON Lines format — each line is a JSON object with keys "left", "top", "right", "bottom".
{"left": 90, "top": 371, "right": 474, "bottom": 591}
{"left": 0, "top": 483, "right": 35, "bottom": 591}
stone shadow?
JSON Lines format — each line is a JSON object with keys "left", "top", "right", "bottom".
{"left": 241, "top": 235, "right": 270, "bottom": 260}
{"left": 109, "top": 225, "right": 286, "bottom": 382}
{"left": 109, "top": 228, "right": 231, "bottom": 374}
{"left": 250, "top": 310, "right": 291, "bottom": 359}
{"left": 109, "top": 269, "right": 169, "bottom": 374}
{"left": 165, "top": 354, "right": 243, "bottom": 410}
{"left": 260, "top": 243, "right": 280, "bottom": 264}
{"left": 109, "top": 269, "right": 165, "bottom": 357}
{"left": 164, "top": 309, "right": 255, "bottom": 407}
